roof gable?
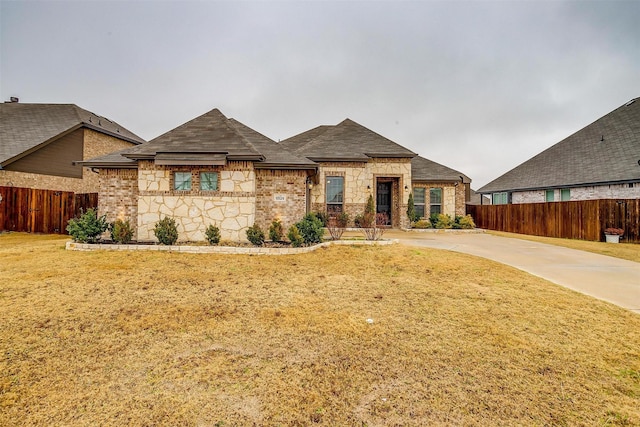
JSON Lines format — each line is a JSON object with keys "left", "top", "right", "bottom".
{"left": 0, "top": 103, "right": 145, "bottom": 166}
{"left": 478, "top": 97, "right": 640, "bottom": 193}
{"left": 281, "top": 118, "right": 416, "bottom": 161}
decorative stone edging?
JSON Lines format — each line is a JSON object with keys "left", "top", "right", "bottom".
{"left": 400, "top": 228, "right": 486, "bottom": 234}
{"left": 65, "top": 238, "right": 398, "bottom": 255}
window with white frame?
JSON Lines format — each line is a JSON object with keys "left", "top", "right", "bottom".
{"left": 545, "top": 190, "right": 554, "bottom": 202}
{"left": 492, "top": 192, "right": 509, "bottom": 205}
{"left": 174, "top": 172, "right": 192, "bottom": 191}
{"left": 413, "top": 187, "right": 426, "bottom": 218}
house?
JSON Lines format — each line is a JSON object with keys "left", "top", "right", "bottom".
{"left": 82, "top": 108, "right": 471, "bottom": 242}
{"left": 478, "top": 97, "right": 640, "bottom": 204}
{"left": 0, "top": 101, "right": 145, "bottom": 193}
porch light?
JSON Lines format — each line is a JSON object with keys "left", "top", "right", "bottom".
{"left": 404, "top": 185, "right": 409, "bottom": 191}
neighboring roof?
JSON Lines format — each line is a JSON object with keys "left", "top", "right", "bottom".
{"left": 467, "top": 189, "right": 491, "bottom": 205}
{"left": 0, "top": 102, "right": 145, "bottom": 167}
{"left": 411, "top": 155, "right": 470, "bottom": 183}
{"left": 87, "top": 108, "right": 316, "bottom": 169}
{"left": 280, "top": 118, "right": 417, "bottom": 161}
{"left": 478, "top": 97, "right": 640, "bottom": 194}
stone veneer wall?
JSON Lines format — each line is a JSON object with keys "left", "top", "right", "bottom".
{"left": 254, "top": 169, "right": 308, "bottom": 232}
{"left": 309, "top": 158, "right": 412, "bottom": 228}
{"left": 98, "top": 168, "right": 139, "bottom": 239}
{"left": 136, "top": 160, "right": 256, "bottom": 242}
{"left": 0, "top": 129, "right": 137, "bottom": 193}
{"left": 511, "top": 183, "right": 640, "bottom": 204}
{"left": 412, "top": 182, "right": 467, "bottom": 217}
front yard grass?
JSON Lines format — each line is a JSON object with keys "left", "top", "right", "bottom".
{"left": 1, "top": 233, "right": 639, "bottom": 426}
{"left": 489, "top": 231, "right": 640, "bottom": 263}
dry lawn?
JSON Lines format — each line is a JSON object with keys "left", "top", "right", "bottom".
{"left": 488, "top": 231, "right": 640, "bottom": 263}
{"left": 1, "top": 233, "right": 639, "bottom": 426}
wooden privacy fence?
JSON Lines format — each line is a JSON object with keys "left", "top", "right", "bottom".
{"left": 0, "top": 186, "right": 98, "bottom": 234}
{"left": 467, "top": 199, "right": 640, "bottom": 243}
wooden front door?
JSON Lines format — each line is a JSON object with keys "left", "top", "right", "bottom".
{"left": 376, "top": 181, "right": 392, "bottom": 225}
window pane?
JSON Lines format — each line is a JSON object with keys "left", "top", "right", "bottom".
{"left": 200, "top": 172, "right": 218, "bottom": 191}
{"left": 561, "top": 189, "right": 570, "bottom": 201}
{"left": 430, "top": 188, "right": 442, "bottom": 204}
{"left": 545, "top": 190, "right": 554, "bottom": 202}
{"left": 326, "top": 177, "right": 344, "bottom": 204}
{"left": 413, "top": 188, "right": 425, "bottom": 204}
{"left": 174, "top": 172, "right": 192, "bottom": 191}
{"left": 430, "top": 204, "right": 441, "bottom": 215}
{"left": 492, "top": 192, "right": 507, "bottom": 205}
{"left": 415, "top": 205, "right": 425, "bottom": 218}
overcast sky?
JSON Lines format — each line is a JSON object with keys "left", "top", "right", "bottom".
{"left": 1, "top": 0, "right": 638, "bottom": 188}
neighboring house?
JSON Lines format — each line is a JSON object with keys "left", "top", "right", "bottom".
{"left": 83, "top": 108, "right": 471, "bottom": 242}
{"left": 478, "top": 97, "right": 640, "bottom": 204}
{"left": 0, "top": 101, "right": 145, "bottom": 193}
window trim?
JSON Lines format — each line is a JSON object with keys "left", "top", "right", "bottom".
{"left": 429, "top": 187, "right": 442, "bottom": 215}
{"left": 199, "top": 171, "right": 219, "bottom": 191}
{"left": 492, "top": 192, "right": 509, "bottom": 205}
{"left": 413, "top": 187, "right": 426, "bottom": 218}
{"left": 326, "top": 176, "right": 344, "bottom": 214}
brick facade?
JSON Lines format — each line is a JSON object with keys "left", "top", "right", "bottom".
{"left": 98, "top": 168, "right": 139, "bottom": 238}
{"left": 511, "top": 183, "right": 640, "bottom": 204}
{"left": 255, "top": 169, "right": 309, "bottom": 232}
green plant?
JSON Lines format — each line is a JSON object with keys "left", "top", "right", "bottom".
{"left": 66, "top": 208, "right": 109, "bottom": 243}
{"left": 327, "top": 212, "right": 350, "bottom": 240}
{"left": 268, "top": 219, "right": 284, "bottom": 242}
{"left": 365, "top": 194, "right": 375, "bottom": 216}
{"left": 434, "top": 213, "right": 454, "bottom": 229}
{"left": 407, "top": 192, "right": 418, "bottom": 224}
{"left": 154, "top": 216, "right": 179, "bottom": 245}
{"left": 313, "top": 211, "right": 329, "bottom": 227}
{"left": 295, "top": 213, "right": 324, "bottom": 244}
{"left": 413, "top": 219, "right": 431, "bottom": 229}
{"left": 454, "top": 215, "right": 476, "bottom": 229}
{"left": 109, "top": 219, "right": 133, "bottom": 244}
{"left": 246, "top": 223, "right": 265, "bottom": 246}
{"left": 353, "top": 213, "right": 365, "bottom": 228}
{"left": 205, "top": 224, "right": 221, "bottom": 245}
{"left": 287, "top": 225, "right": 304, "bottom": 247}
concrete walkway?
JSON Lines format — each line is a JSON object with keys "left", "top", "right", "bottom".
{"left": 386, "top": 230, "right": 640, "bottom": 314}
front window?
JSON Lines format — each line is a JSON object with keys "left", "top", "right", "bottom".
{"left": 174, "top": 172, "right": 192, "bottom": 191}
{"left": 561, "top": 188, "right": 570, "bottom": 201}
{"left": 430, "top": 188, "right": 442, "bottom": 215}
{"left": 200, "top": 172, "right": 218, "bottom": 191}
{"left": 492, "top": 192, "right": 508, "bottom": 205}
{"left": 326, "top": 176, "right": 344, "bottom": 214}
{"left": 413, "top": 187, "right": 425, "bottom": 218}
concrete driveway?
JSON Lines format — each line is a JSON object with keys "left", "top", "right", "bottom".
{"left": 385, "top": 230, "right": 640, "bottom": 314}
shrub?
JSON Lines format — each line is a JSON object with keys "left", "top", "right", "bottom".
{"left": 295, "top": 213, "right": 324, "bottom": 244}
{"left": 205, "top": 224, "right": 221, "bottom": 245}
{"left": 434, "top": 213, "right": 454, "bottom": 229}
{"left": 154, "top": 216, "right": 179, "bottom": 245}
{"left": 66, "top": 208, "right": 109, "bottom": 243}
{"left": 454, "top": 215, "right": 476, "bottom": 229}
{"left": 413, "top": 219, "right": 431, "bottom": 229}
{"left": 313, "top": 211, "right": 329, "bottom": 227}
{"left": 109, "top": 219, "right": 133, "bottom": 244}
{"left": 246, "top": 223, "right": 265, "bottom": 246}
{"left": 327, "top": 212, "right": 350, "bottom": 240}
{"left": 365, "top": 194, "right": 375, "bottom": 216}
{"left": 407, "top": 192, "right": 418, "bottom": 224}
{"left": 287, "top": 225, "right": 304, "bottom": 247}
{"left": 268, "top": 219, "right": 284, "bottom": 242}
{"left": 353, "top": 213, "right": 365, "bottom": 228}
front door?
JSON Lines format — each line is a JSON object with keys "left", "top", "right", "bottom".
{"left": 376, "top": 181, "right": 392, "bottom": 226}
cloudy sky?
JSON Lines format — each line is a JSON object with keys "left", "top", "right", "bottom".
{"left": 1, "top": 1, "right": 638, "bottom": 188}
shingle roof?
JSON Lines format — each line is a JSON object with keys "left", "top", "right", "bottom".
{"left": 411, "top": 155, "right": 470, "bottom": 183}
{"left": 87, "top": 108, "right": 316, "bottom": 169}
{"left": 478, "top": 97, "right": 640, "bottom": 193}
{"left": 280, "top": 118, "right": 417, "bottom": 161}
{"left": 0, "top": 102, "right": 145, "bottom": 166}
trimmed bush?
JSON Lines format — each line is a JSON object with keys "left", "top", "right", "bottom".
{"left": 109, "top": 219, "right": 133, "bottom": 244}
{"left": 413, "top": 219, "right": 431, "bottom": 229}
{"left": 295, "top": 213, "right": 324, "bottom": 244}
{"left": 454, "top": 214, "right": 476, "bottom": 229}
{"left": 313, "top": 211, "right": 329, "bottom": 227}
{"left": 268, "top": 219, "right": 284, "bottom": 242}
{"left": 205, "top": 224, "right": 221, "bottom": 245}
{"left": 407, "top": 192, "right": 418, "bottom": 224}
{"left": 154, "top": 216, "right": 179, "bottom": 245}
{"left": 287, "top": 225, "right": 304, "bottom": 247}
{"left": 246, "top": 223, "right": 265, "bottom": 246}
{"left": 434, "top": 213, "right": 454, "bottom": 229}
{"left": 66, "top": 208, "right": 109, "bottom": 243}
